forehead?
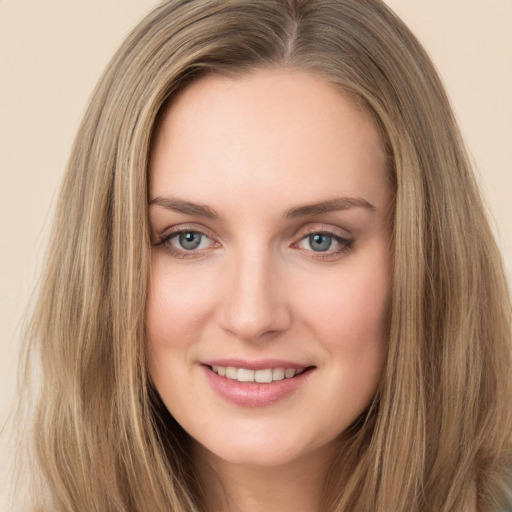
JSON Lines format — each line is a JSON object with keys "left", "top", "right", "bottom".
{"left": 149, "top": 68, "right": 390, "bottom": 214}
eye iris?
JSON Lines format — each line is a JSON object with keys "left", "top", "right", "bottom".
{"left": 179, "top": 232, "right": 202, "bottom": 250}
{"left": 309, "top": 233, "right": 332, "bottom": 252}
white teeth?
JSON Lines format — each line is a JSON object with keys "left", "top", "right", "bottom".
{"left": 225, "top": 367, "right": 237, "bottom": 379}
{"left": 284, "top": 368, "right": 296, "bottom": 379}
{"left": 237, "top": 368, "right": 255, "bottom": 382}
{"left": 255, "top": 369, "right": 273, "bottom": 383}
{"left": 272, "top": 368, "right": 285, "bottom": 381}
{"left": 210, "top": 365, "right": 306, "bottom": 382}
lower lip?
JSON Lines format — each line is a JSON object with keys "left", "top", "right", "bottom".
{"left": 202, "top": 365, "right": 313, "bottom": 407}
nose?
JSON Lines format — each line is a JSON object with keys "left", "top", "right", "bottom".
{"left": 218, "top": 248, "right": 292, "bottom": 341}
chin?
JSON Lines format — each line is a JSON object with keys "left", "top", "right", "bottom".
{"left": 193, "top": 424, "right": 333, "bottom": 469}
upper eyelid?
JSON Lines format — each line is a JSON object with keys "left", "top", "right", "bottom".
{"left": 157, "top": 229, "right": 219, "bottom": 258}
{"left": 295, "top": 231, "right": 352, "bottom": 249}
{"left": 152, "top": 224, "right": 219, "bottom": 253}
{"left": 159, "top": 223, "right": 218, "bottom": 240}
{"left": 164, "top": 230, "right": 212, "bottom": 243}
{"left": 155, "top": 223, "right": 353, "bottom": 245}
{"left": 292, "top": 222, "right": 353, "bottom": 240}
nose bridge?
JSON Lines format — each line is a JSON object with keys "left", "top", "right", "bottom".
{"left": 219, "top": 242, "right": 290, "bottom": 340}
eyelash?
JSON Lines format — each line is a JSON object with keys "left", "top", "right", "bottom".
{"left": 293, "top": 229, "right": 354, "bottom": 261}
{"left": 156, "top": 226, "right": 354, "bottom": 261}
{"left": 157, "top": 225, "right": 219, "bottom": 260}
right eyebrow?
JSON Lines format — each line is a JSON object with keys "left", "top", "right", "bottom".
{"left": 283, "top": 196, "right": 376, "bottom": 218}
{"left": 148, "top": 196, "right": 220, "bottom": 219}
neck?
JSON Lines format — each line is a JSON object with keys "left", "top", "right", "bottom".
{"left": 193, "top": 443, "right": 336, "bottom": 512}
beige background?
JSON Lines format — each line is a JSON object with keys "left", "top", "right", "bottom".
{"left": 1, "top": 0, "right": 511, "bottom": 507}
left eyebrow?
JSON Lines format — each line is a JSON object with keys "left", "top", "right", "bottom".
{"left": 148, "top": 196, "right": 220, "bottom": 219}
{"left": 283, "top": 197, "right": 376, "bottom": 218}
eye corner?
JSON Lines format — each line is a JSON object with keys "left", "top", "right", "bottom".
{"left": 291, "top": 228, "right": 354, "bottom": 261}
{"left": 152, "top": 225, "right": 221, "bottom": 260}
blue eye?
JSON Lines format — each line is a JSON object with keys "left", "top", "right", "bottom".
{"left": 166, "top": 231, "right": 214, "bottom": 251}
{"left": 307, "top": 233, "right": 333, "bottom": 252}
{"left": 156, "top": 226, "right": 221, "bottom": 259}
{"left": 177, "top": 232, "right": 203, "bottom": 250}
{"left": 296, "top": 231, "right": 353, "bottom": 257}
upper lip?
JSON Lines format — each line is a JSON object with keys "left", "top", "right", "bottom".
{"left": 201, "top": 358, "right": 313, "bottom": 370}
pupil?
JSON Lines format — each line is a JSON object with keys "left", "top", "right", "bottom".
{"left": 179, "top": 232, "right": 201, "bottom": 250}
{"left": 310, "top": 233, "right": 332, "bottom": 252}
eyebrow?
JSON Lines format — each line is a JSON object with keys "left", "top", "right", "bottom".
{"left": 149, "top": 197, "right": 219, "bottom": 219}
{"left": 283, "top": 197, "right": 376, "bottom": 218}
{"left": 148, "top": 195, "right": 376, "bottom": 219}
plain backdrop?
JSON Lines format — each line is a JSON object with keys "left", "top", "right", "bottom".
{"left": 1, "top": 1, "right": 511, "bottom": 508}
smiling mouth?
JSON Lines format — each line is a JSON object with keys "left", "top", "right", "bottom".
{"left": 208, "top": 365, "right": 314, "bottom": 383}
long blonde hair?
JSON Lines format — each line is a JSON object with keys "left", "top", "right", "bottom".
{"left": 19, "top": 0, "right": 512, "bottom": 510}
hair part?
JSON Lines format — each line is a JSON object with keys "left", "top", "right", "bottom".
{"left": 18, "top": 1, "right": 512, "bottom": 511}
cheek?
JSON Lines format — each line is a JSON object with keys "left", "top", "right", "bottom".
{"left": 145, "top": 257, "right": 219, "bottom": 410}
{"left": 295, "top": 244, "right": 391, "bottom": 411}
{"left": 342, "top": 269, "right": 390, "bottom": 343}
{"left": 283, "top": 251, "right": 391, "bottom": 440}
{"left": 146, "top": 256, "right": 217, "bottom": 352}
{"left": 300, "top": 256, "right": 391, "bottom": 348}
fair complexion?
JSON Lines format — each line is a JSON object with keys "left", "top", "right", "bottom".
{"left": 147, "top": 68, "right": 392, "bottom": 512}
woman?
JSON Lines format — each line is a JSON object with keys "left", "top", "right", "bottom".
{"left": 19, "top": 0, "right": 512, "bottom": 510}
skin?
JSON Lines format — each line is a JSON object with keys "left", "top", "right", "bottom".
{"left": 146, "top": 68, "right": 393, "bottom": 512}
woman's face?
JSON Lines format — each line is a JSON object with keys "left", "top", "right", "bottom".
{"left": 147, "top": 69, "right": 392, "bottom": 468}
